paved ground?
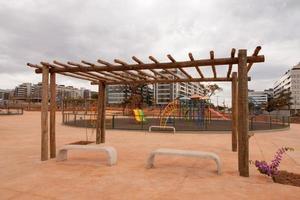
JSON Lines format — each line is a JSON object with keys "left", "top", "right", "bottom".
{"left": 0, "top": 111, "right": 300, "bottom": 200}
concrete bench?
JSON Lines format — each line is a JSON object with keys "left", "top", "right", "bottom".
{"left": 148, "top": 126, "right": 176, "bottom": 133}
{"left": 146, "top": 148, "right": 222, "bottom": 175}
{"left": 57, "top": 145, "right": 117, "bottom": 166}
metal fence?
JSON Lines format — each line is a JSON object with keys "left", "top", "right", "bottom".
{"left": 62, "top": 112, "right": 290, "bottom": 131}
{"left": 0, "top": 107, "right": 24, "bottom": 115}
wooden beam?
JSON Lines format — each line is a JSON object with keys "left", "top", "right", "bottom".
{"left": 46, "top": 61, "right": 104, "bottom": 82}
{"left": 81, "top": 60, "right": 131, "bottom": 82}
{"left": 91, "top": 77, "right": 253, "bottom": 85}
{"left": 34, "top": 55, "right": 265, "bottom": 74}
{"left": 65, "top": 61, "right": 114, "bottom": 82}
{"left": 28, "top": 63, "right": 98, "bottom": 82}
{"left": 231, "top": 72, "right": 238, "bottom": 152}
{"left": 50, "top": 72, "right": 56, "bottom": 158}
{"left": 149, "top": 56, "right": 181, "bottom": 79}
{"left": 247, "top": 46, "right": 262, "bottom": 72}
{"left": 131, "top": 56, "right": 157, "bottom": 79}
{"left": 41, "top": 66, "right": 49, "bottom": 161}
{"left": 97, "top": 59, "right": 143, "bottom": 81}
{"left": 237, "top": 49, "right": 249, "bottom": 177}
{"left": 167, "top": 54, "right": 192, "bottom": 79}
{"left": 101, "top": 83, "right": 106, "bottom": 143}
{"left": 114, "top": 59, "right": 148, "bottom": 80}
{"left": 227, "top": 48, "right": 236, "bottom": 78}
{"left": 210, "top": 51, "right": 217, "bottom": 78}
{"left": 96, "top": 83, "right": 102, "bottom": 144}
{"left": 189, "top": 53, "right": 204, "bottom": 78}
{"left": 132, "top": 56, "right": 169, "bottom": 79}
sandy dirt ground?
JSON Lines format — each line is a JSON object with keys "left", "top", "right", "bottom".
{"left": 0, "top": 111, "right": 300, "bottom": 200}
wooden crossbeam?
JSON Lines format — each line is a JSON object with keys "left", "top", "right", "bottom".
{"left": 27, "top": 63, "right": 98, "bottom": 82}
{"left": 210, "top": 51, "right": 217, "bottom": 78}
{"left": 247, "top": 46, "right": 261, "bottom": 72}
{"left": 188, "top": 53, "right": 204, "bottom": 78}
{"left": 97, "top": 59, "right": 139, "bottom": 81}
{"left": 167, "top": 54, "right": 192, "bottom": 79}
{"left": 81, "top": 60, "right": 129, "bottom": 82}
{"left": 91, "top": 77, "right": 246, "bottom": 85}
{"left": 54, "top": 61, "right": 111, "bottom": 82}
{"left": 132, "top": 56, "right": 169, "bottom": 79}
{"left": 149, "top": 56, "right": 181, "bottom": 79}
{"left": 44, "top": 61, "right": 104, "bottom": 81}
{"left": 227, "top": 48, "right": 236, "bottom": 78}
{"left": 114, "top": 59, "right": 148, "bottom": 80}
{"left": 34, "top": 55, "right": 265, "bottom": 74}
{"left": 131, "top": 56, "right": 157, "bottom": 79}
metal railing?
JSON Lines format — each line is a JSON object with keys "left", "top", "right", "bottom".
{"left": 62, "top": 112, "right": 290, "bottom": 131}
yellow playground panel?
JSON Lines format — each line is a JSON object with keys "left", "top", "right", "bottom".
{"left": 133, "top": 109, "right": 146, "bottom": 122}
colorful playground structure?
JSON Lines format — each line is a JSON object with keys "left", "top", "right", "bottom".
{"left": 159, "top": 95, "right": 229, "bottom": 127}
{"left": 133, "top": 109, "right": 146, "bottom": 122}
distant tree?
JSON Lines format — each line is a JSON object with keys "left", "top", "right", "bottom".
{"left": 91, "top": 93, "right": 98, "bottom": 99}
{"left": 204, "top": 84, "right": 223, "bottom": 98}
{"left": 265, "top": 89, "right": 292, "bottom": 113}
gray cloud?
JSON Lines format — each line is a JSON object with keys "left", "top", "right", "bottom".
{"left": 0, "top": 0, "right": 299, "bottom": 105}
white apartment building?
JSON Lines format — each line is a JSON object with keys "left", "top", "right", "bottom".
{"left": 14, "top": 83, "right": 34, "bottom": 99}
{"left": 273, "top": 62, "right": 300, "bottom": 113}
{"left": 248, "top": 89, "right": 273, "bottom": 106}
{"left": 107, "top": 85, "right": 153, "bottom": 105}
{"left": 14, "top": 83, "right": 91, "bottom": 101}
{"left": 154, "top": 69, "right": 205, "bottom": 105}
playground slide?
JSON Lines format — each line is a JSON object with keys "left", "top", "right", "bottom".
{"left": 133, "top": 109, "right": 141, "bottom": 122}
{"left": 133, "top": 109, "right": 146, "bottom": 122}
{"left": 138, "top": 109, "right": 146, "bottom": 122}
{"left": 208, "top": 108, "right": 229, "bottom": 120}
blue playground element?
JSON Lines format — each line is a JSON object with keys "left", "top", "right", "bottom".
{"left": 178, "top": 96, "right": 208, "bottom": 127}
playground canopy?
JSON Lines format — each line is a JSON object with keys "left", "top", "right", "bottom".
{"left": 27, "top": 46, "right": 265, "bottom": 177}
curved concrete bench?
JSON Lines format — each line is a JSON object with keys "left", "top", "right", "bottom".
{"left": 57, "top": 145, "right": 117, "bottom": 166}
{"left": 146, "top": 148, "right": 222, "bottom": 175}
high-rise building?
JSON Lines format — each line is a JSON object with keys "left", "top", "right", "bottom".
{"left": 106, "top": 85, "right": 153, "bottom": 105}
{"left": 14, "top": 83, "right": 34, "bottom": 99}
{"left": 273, "top": 62, "right": 300, "bottom": 113}
{"left": 154, "top": 69, "right": 205, "bottom": 105}
{"left": 14, "top": 82, "right": 91, "bottom": 102}
{"left": 248, "top": 89, "right": 273, "bottom": 106}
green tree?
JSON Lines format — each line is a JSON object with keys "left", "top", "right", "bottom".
{"left": 204, "top": 84, "right": 223, "bottom": 97}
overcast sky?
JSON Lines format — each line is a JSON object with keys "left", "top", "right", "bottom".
{"left": 0, "top": 0, "right": 299, "bottom": 105}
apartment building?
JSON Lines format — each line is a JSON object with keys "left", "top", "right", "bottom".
{"left": 13, "top": 83, "right": 35, "bottom": 99}
{"left": 248, "top": 89, "right": 273, "bottom": 106}
{"left": 13, "top": 83, "right": 91, "bottom": 102}
{"left": 107, "top": 85, "right": 153, "bottom": 105}
{"left": 273, "top": 62, "right": 300, "bottom": 112}
{"left": 154, "top": 69, "right": 205, "bottom": 105}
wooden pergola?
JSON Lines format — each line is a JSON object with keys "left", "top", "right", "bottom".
{"left": 27, "top": 46, "right": 264, "bottom": 177}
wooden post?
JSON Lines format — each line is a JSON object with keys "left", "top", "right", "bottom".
{"left": 50, "top": 72, "right": 56, "bottom": 158}
{"left": 101, "top": 83, "right": 106, "bottom": 143}
{"left": 41, "top": 66, "right": 49, "bottom": 161}
{"left": 231, "top": 72, "right": 238, "bottom": 152}
{"left": 237, "top": 49, "right": 249, "bottom": 177}
{"left": 96, "top": 82, "right": 106, "bottom": 144}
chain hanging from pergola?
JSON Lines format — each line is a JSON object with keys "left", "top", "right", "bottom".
{"left": 27, "top": 46, "right": 264, "bottom": 177}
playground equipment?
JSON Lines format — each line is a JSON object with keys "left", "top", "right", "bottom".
{"left": 159, "top": 96, "right": 209, "bottom": 127}
{"left": 133, "top": 109, "right": 146, "bottom": 122}
{"left": 208, "top": 108, "right": 229, "bottom": 120}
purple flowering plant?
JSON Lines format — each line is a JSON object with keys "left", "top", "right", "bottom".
{"left": 250, "top": 147, "right": 294, "bottom": 177}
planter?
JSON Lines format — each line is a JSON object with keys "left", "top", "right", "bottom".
{"left": 69, "top": 141, "right": 94, "bottom": 145}
{"left": 272, "top": 170, "right": 300, "bottom": 187}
